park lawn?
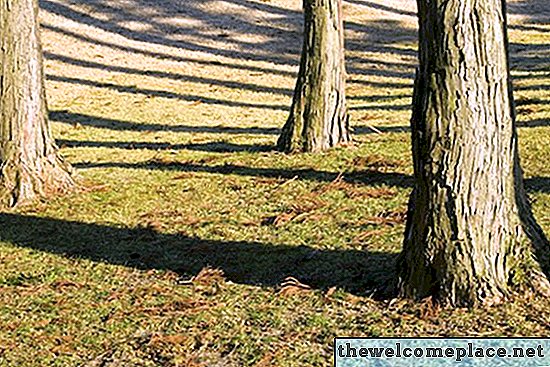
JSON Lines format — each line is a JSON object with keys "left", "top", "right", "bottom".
{"left": 1, "top": 0, "right": 549, "bottom": 366}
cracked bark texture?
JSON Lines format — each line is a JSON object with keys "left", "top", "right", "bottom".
{"left": 277, "top": 0, "right": 350, "bottom": 153}
{"left": 0, "top": 0, "right": 73, "bottom": 207}
{"left": 398, "top": 0, "right": 550, "bottom": 307}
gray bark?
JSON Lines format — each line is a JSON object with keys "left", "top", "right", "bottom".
{"left": 0, "top": 0, "right": 74, "bottom": 207}
{"left": 278, "top": 0, "right": 351, "bottom": 153}
{"left": 398, "top": 0, "right": 550, "bottom": 307}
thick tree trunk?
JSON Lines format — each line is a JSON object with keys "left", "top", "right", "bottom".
{"left": 398, "top": 0, "right": 550, "bottom": 307}
{"left": 0, "top": 0, "right": 73, "bottom": 207}
{"left": 277, "top": 0, "right": 350, "bottom": 153}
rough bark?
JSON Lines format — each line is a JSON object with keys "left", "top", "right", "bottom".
{"left": 0, "top": 0, "right": 74, "bottom": 207}
{"left": 277, "top": 0, "right": 351, "bottom": 153}
{"left": 398, "top": 0, "right": 550, "bottom": 307}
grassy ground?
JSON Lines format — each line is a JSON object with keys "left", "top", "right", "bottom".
{"left": 1, "top": 0, "right": 550, "bottom": 366}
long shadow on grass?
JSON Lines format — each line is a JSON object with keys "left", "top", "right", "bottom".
{"left": 526, "top": 177, "right": 550, "bottom": 194}
{"left": 39, "top": 0, "right": 301, "bottom": 66}
{"left": 50, "top": 111, "right": 280, "bottom": 134}
{"left": 509, "top": 0, "right": 550, "bottom": 25}
{"left": 48, "top": 74, "right": 409, "bottom": 112}
{"left": 45, "top": 52, "right": 294, "bottom": 97}
{"left": 345, "top": 0, "right": 416, "bottom": 17}
{"left": 517, "top": 119, "right": 550, "bottom": 128}
{"left": 74, "top": 160, "right": 414, "bottom": 188}
{"left": 44, "top": 21, "right": 417, "bottom": 91}
{"left": 47, "top": 75, "right": 287, "bottom": 111}
{"left": 0, "top": 213, "right": 397, "bottom": 297}
{"left": 49, "top": 111, "right": 410, "bottom": 135}
{"left": 73, "top": 160, "right": 550, "bottom": 194}
{"left": 40, "top": 0, "right": 418, "bottom": 65}
{"left": 41, "top": 24, "right": 296, "bottom": 78}
{"left": 45, "top": 51, "right": 418, "bottom": 99}
{"left": 57, "top": 139, "right": 273, "bottom": 153}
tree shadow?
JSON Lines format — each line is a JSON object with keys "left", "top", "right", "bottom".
{"left": 508, "top": 0, "right": 550, "bottom": 26}
{"left": 46, "top": 73, "right": 413, "bottom": 112}
{"left": 0, "top": 213, "right": 397, "bottom": 297}
{"left": 517, "top": 119, "right": 550, "bottom": 128}
{"left": 353, "top": 125, "right": 409, "bottom": 134}
{"left": 38, "top": 0, "right": 422, "bottom": 119}
{"left": 39, "top": 0, "right": 302, "bottom": 66}
{"left": 344, "top": 0, "right": 416, "bottom": 18}
{"left": 46, "top": 75, "right": 287, "bottom": 111}
{"left": 507, "top": 0, "right": 550, "bottom": 73}
{"left": 44, "top": 52, "right": 294, "bottom": 97}
{"left": 50, "top": 110, "right": 280, "bottom": 134}
{"left": 510, "top": 44, "right": 550, "bottom": 73}
{"left": 345, "top": 19, "right": 417, "bottom": 62}
{"left": 39, "top": 0, "right": 550, "bottom": 105}
{"left": 526, "top": 177, "right": 550, "bottom": 194}
{"left": 72, "top": 160, "right": 550, "bottom": 196}
{"left": 39, "top": 0, "right": 418, "bottom": 75}
{"left": 49, "top": 111, "right": 410, "bottom": 136}
{"left": 74, "top": 160, "right": 415, "bottom": 188}
{"left": 45, "top": 51, "right": 420, "bottom": 100}
{"left": 57, "top": 139, "right": 273, "bottom": 153}
{"left": 41, "top": 24, "right": 296, "bottom": 78}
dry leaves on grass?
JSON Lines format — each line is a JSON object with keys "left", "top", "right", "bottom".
{"left": 278, "top": 276, "right": 312, "bottom": 297}
{"left": 192, "top": 267, "right": 226, "bottom": 287}
{"left": 252, "top": 352, "right": 279, "bottom": 367}
{"left": 362, "top": 209, "right": 407, "bottom": 226}
{"left": 313, "top": 172, "right": 346, "bottom": 196}
{"left": 262, "top": 195, "right": 327, "bottom": 227}
{"left": 149, "top": 333, "right": 193, "bottom": 348}
{"left": 50, "top": 279, "right": 82, "bottom": 291}
{"left": 339, "top": 209, "right": 406, "bottom": 234}
{"left": 138, "top": 210, "right": 215, "bottom": 231}
{"left": 417, "top": 296, "right": 441, "bottom": 320}
{"left": 323, "top": 286, "right": 338, "bottom": 302}
{"left": 352, "top": 229, "right": 387, "bottom": 245}
{"left": 353, "top": 155, "right": 404, "bottom": 172}
{"left": 314, "top": 172, "right": 397, "bottom": 199}
{"left": 361, "top": 186, "right": 397, "bottom": 199}
{"left": 78, "top": 179, "right": 110, "bottom": 193}
{"left": 136, "top": 298, "right": 215, "bottom": 317}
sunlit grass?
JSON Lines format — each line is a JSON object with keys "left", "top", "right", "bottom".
{"left": 0, "top": 0, "right": 549, "bottom": 366}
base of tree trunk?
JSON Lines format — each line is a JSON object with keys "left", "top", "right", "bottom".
{"left": 277, "top": 0, "right": 351, "bottom": 154}
{"left": 0, "top": 152, "right": 74, "bottom": 207}
{"left": 398, "top": 242, "right": 550, "bottom": 308}
{"left": 277, "top": 106, "right": 351, "bottom": 154}
{"left": 397, "top": 185, "right": 550, "bottom": 307}
{"left": 396, "top": 0, "right": 550, "bottom": 308}
{"left": 0, "top": 0, "right": 75, "bottom": 208}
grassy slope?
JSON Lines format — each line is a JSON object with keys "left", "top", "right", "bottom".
{"left": 1, "top": 0, "right": 549, "bottom": 366}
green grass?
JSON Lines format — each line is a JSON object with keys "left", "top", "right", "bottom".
{"left": 1, "top": 1, "right": 550, "bottom": 366}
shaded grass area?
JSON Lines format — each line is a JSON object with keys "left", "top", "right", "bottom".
{"left": 0, "top": 213, "right": 396, "bottom": 293}
{"left": 1, "top": 0, "right": 550, "bottom": 366}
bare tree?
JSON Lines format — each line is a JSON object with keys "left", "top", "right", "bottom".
{"left": 0, "top": 0, "right": 74, "bottom": 207}
{"left": 398, "top": 0, "right": 550, "bottom": 306}
{"left": 278, "top": 0, "right": 351, "bottom": 153}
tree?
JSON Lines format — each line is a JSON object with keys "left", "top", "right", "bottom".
{"left": 397, "top": 0, "right": 550, "bottom": 306}
{"left": 0, "top": 0, "right": 74, "bottom": 207}
{"left": 277, "top": 0, "right": 351, "bottom": 153}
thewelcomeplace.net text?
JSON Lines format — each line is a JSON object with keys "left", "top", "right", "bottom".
{"left": 334, "top": 339, "right": 550, "bottom": 366}
{"left": 337, "top": 342, "right": 544, "bottom": 362}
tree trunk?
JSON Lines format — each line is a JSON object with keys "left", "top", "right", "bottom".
{"left": 0, "top": 0, "right": 74, "bottom": 207}
{"left": 277, "top": 0, "right": 351, "bottom": 153}
{"left": 398, "top": 0, "right": 550, "bottom": 307}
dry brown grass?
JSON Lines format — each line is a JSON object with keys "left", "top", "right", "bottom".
{"left": 0, "top": 0, "right": 549, "bottom": 366}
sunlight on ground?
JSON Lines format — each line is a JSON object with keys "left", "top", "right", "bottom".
{"left": 0, "top": 0, "right": 549, "bottom": 365}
